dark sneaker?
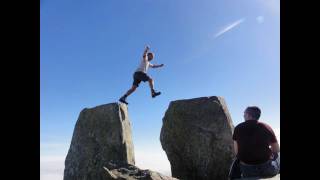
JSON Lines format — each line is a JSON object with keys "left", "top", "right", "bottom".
{"left": 152, "top": 91, "right": 161, "bottom": 98}
{"left": 119, "top": 97, "right": 128, "bottom": 105}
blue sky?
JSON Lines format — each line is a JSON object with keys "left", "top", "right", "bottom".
{"left": 40, "top": 0, "right": 279, "bottom": 179}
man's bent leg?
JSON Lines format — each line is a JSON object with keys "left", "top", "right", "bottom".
{"left": 241, "top": 157, "right": 280, "bottom": 178}
{"left": 148, "top": 78, "right": 154, "bottom": 92}
{"left": 261, "top": 153, "right": 280, "bottom": 177}
{"left": 148, "top": 77, "right": 161, "bottom": 98}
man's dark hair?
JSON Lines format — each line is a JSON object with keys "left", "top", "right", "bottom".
{"left": 147, "top": 52, "right": 154, "bottom": 61}
{"left": 245, "top": 106, "right": 261, "bottom": 120}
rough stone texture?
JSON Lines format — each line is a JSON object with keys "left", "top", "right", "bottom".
{"left": 103, "top": 161, "right": 179, "bottom": 180}
{"left": 64, "top": 103, "right": 135, "bottom": 180}
{"left": 160, "top": 96, "right": 235, "bottom": 180}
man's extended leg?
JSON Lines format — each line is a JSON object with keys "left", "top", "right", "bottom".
{"left": 148, "top": 77, "right": 161, "bottom": 98}
{"left": 119, "top": 85, "right": 137, "bottom": 104}
{"left": 260, "top": 153, "right": 280, "bottom": 177}
{"left": 240, "top": 157, "right": 279, "bottom": 178}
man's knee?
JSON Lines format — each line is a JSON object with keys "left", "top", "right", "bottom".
{"left": 148, "top": 77, "right": 153, "bottom": 82}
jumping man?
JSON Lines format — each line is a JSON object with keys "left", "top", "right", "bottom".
{"left": 119, "top": 45, "right": 164, "bottom": 105}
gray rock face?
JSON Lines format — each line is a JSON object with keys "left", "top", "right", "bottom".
{"left": 160, "top": 96, "right": 235, "bottom": 180}
{"left": 103, "top": 161, "right": 179, "bottom": 180}
{"left": 64, "top": 103, "right": 135, "bottom": 180}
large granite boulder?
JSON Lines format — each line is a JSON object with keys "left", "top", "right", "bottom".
{"left": 64, "top": 103, "right": 135, "bottom": 180}
{"left": 160, "top": 96, "right": 235, "bottom": 180}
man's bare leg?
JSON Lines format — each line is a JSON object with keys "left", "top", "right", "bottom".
{"left": 148, "top": 78, "right": 161, "bottom": 98}
{"left": 148, "top": 78, "right": 154, "bottom": 92}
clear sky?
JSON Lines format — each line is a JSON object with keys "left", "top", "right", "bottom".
{"left": 40, "top": 0, "right": 279, "bottom": 179}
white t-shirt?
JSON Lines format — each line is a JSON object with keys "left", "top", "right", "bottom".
{"left": 135, "top": 56, "right": 153, "bottom": 73}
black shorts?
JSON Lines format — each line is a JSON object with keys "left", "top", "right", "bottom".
{"left": 133, "top": 71, "right": 151, "bottom": 87}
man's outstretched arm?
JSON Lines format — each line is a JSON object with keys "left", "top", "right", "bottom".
{"left": 143, "top": 45, "right": 150, "bottom": 60}
{"left": 150, "top": 64, "right": 164, "bottom": 68}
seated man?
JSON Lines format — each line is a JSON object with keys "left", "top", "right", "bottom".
{"left": 229, "top": 106, "right": 280, "bottom": 179}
